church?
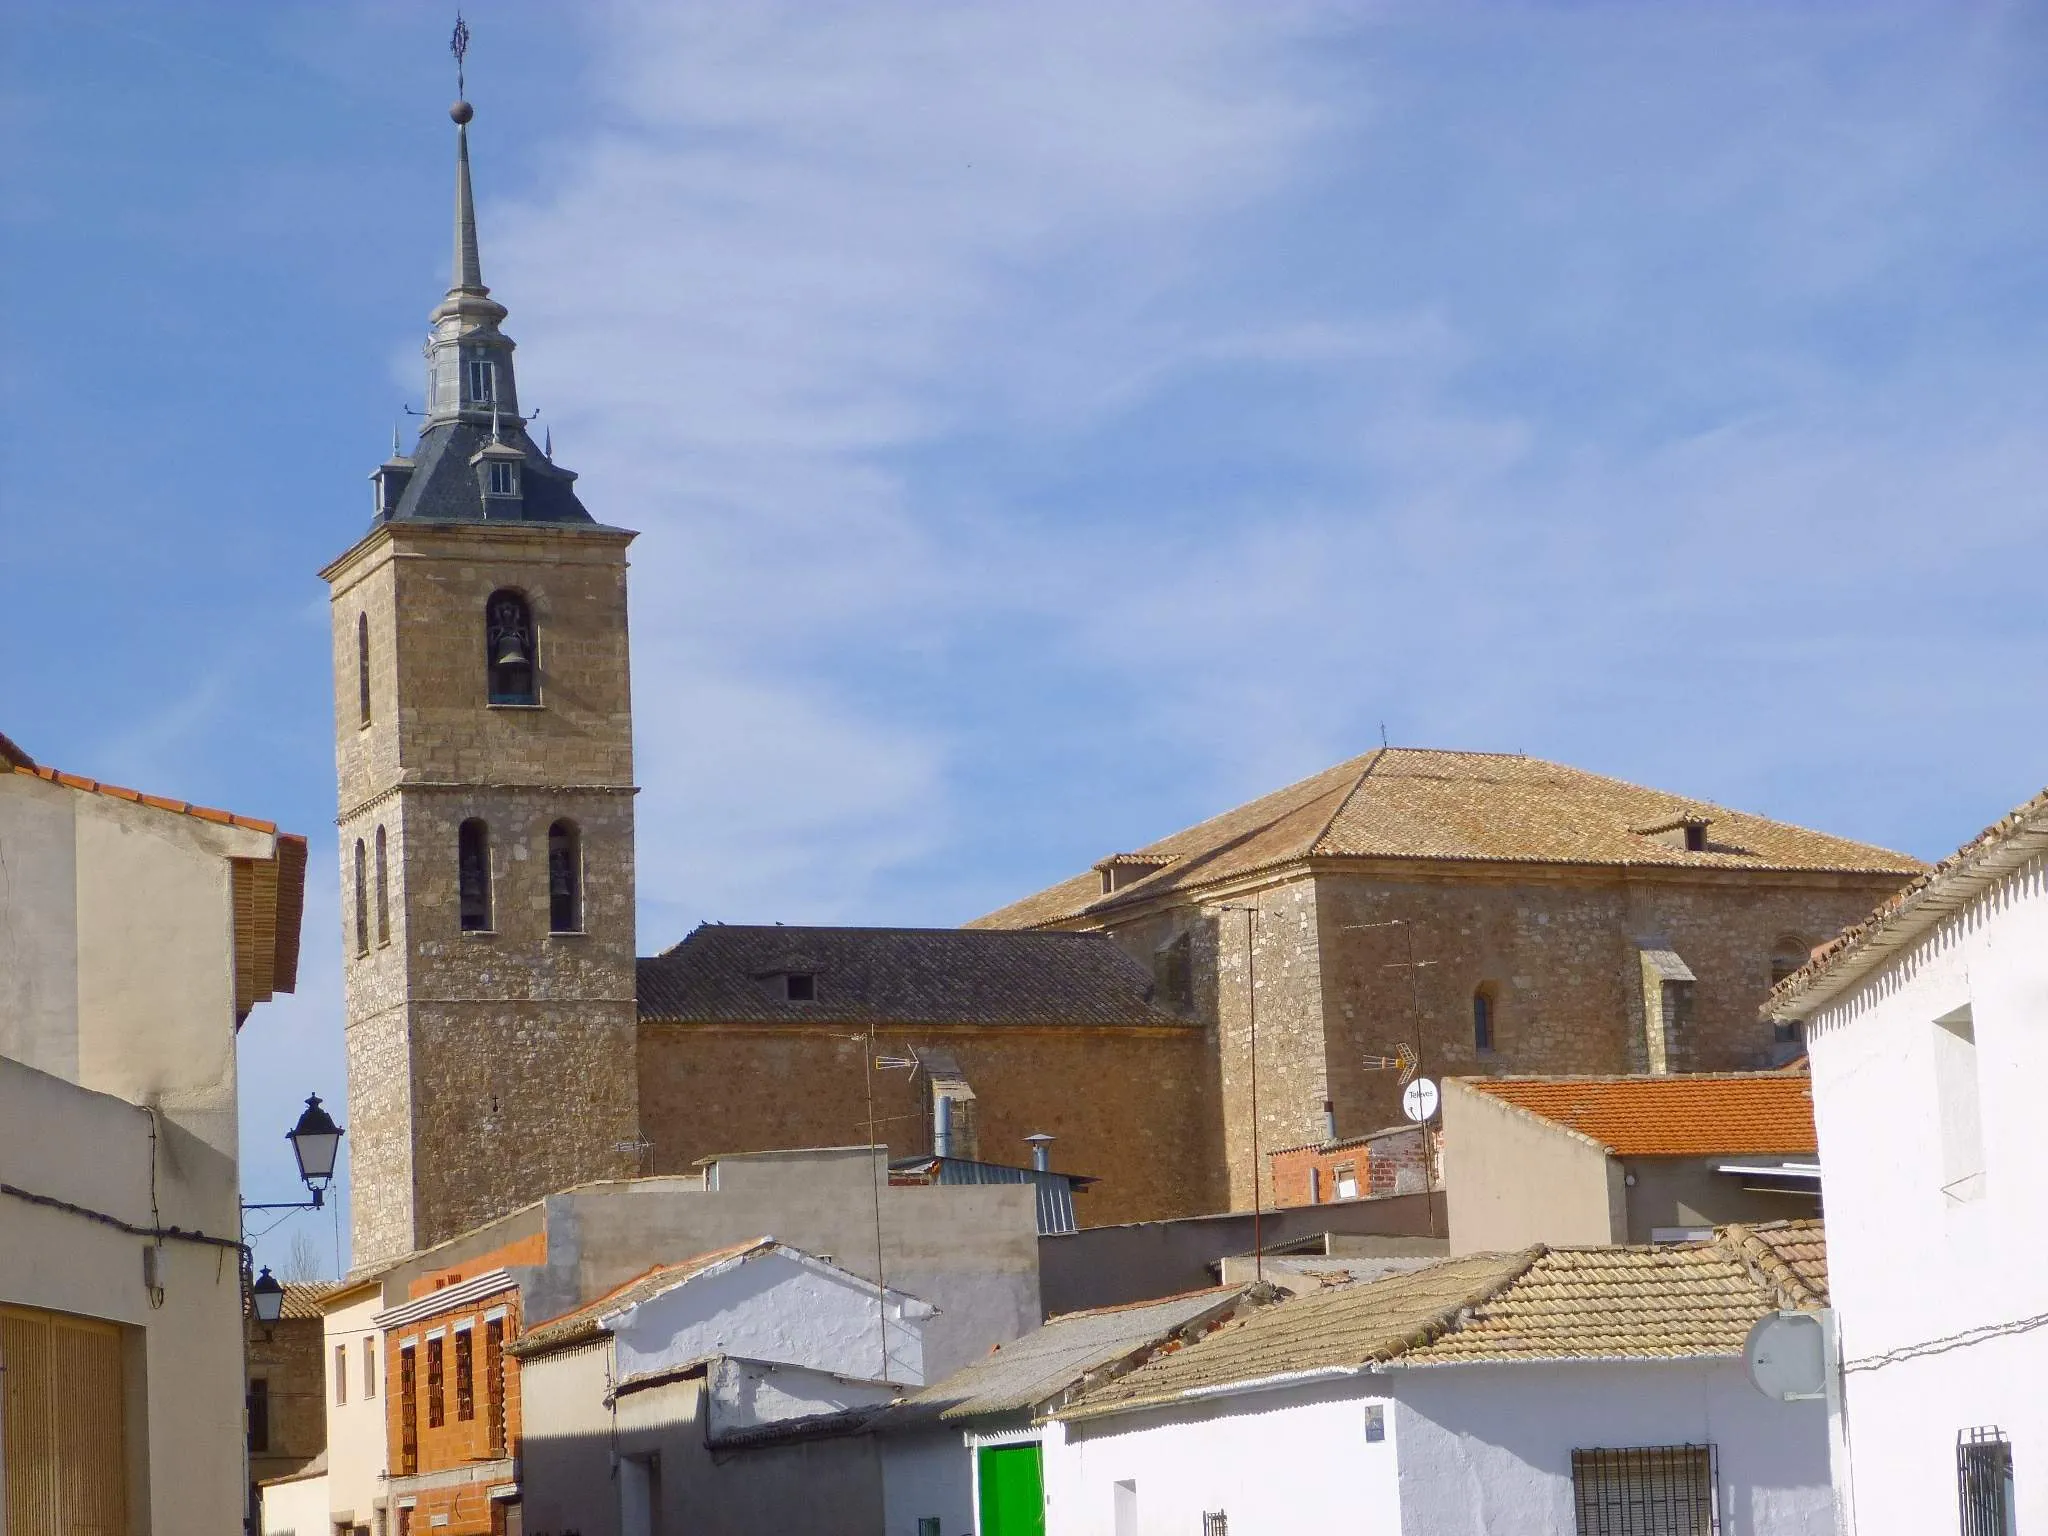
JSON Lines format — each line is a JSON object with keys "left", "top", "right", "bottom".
{"left": 326, "top": 101, "right": 1924, "bottom": 1269}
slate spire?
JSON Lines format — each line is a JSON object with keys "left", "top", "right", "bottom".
{"left": 451, "top": 102, "right": 486, "bottom": 296}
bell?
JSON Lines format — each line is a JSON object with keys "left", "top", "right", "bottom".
{"left": 495, "top": 638, "right": 527, "bottom": 669}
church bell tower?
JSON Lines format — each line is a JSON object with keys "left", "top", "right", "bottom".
{"left": 322, "top": 93, "right": 640, "bottom": 1269}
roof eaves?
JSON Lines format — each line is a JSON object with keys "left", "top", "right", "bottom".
{"left": 1767, "top": 789, "right": 2048, "bottom": 1023}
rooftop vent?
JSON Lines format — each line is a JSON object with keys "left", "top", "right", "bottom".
{"left": 1634, "top": 814, "right": 1713, "bottom": 853}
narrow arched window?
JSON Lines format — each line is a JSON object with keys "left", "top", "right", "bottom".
{"left": 353, "top": 839, "right": 369, "bottom": 956}
{"left": 459, "top": 819, "right": 492, "bottom": 932}
{"left": 1473, "top": 986, "right": 1496, "bottom": 1053}
{"left": 374, "top": 825, "right": 390, "bottom": 946}
{"left": 548, "top": 820, "right": 582, "bottom": 933}
{"left": 484, "top": 591, "right": 537, "bottom": 705}
{"left": 357, "top": 613, "right": 372, "bottom": 727}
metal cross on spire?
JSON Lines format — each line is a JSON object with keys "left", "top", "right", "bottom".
{"left": 451, "top": 13, "right": 471, "bottom": 99}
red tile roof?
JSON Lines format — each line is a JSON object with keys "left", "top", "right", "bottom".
{"left": 1460, "top": 1074, "right": 1816, "bottom": 1157}
{"left": 10, "top": 763, "right": 278, "bottom": 833}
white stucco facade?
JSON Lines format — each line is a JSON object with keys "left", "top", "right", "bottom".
{"left": 612, "top": 1245, "right": 932, "bottom": 1388}
{"left": 321, "top": 1282, "right": 388, "bottom": 1532}
{"left": 1045, "top": 1361, "right": 1830, "bottom": 1536}
{"left": 1794, "top": 849, "right": 2048, "bottom": 1533}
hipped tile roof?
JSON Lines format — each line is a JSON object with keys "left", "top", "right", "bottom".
{"left": 974, "top": 748, "right": 1920, "bottom": 930}
{"left": 637, "top": 924, "right": 1187, "bottom": 1028}
{"left": 1458, "top": 1074, "right": 1817, "bottom": 1157}
{"left": 1058, "top": 1222, "right": 1825, "bottom": 1423}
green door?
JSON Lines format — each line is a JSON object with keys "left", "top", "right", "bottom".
{"left": 977, "top": 1442, "right": 1046, "bottom": 1536}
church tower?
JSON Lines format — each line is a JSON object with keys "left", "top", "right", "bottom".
{"left": 323, "top": 96, "right": 640, "bottom": 1269}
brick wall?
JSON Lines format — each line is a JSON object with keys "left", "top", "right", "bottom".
{"left": 1269, "top": 1125, "right": 1435, "bottom": 1208}
{"left": 385, "top": 1285, "right": 524, "bottom": 1536}
{"left": 636, "top": 1021, "right": 1220, "bottom": 1226}
{"left": 247, "top": 1313, "right": 325, "bottom": 1488}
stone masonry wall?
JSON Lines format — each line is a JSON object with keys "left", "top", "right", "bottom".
{"left": 636, "top": 1022, "right": 1217, "bottom": 1227}
{"left": 327, "top": 521, "right": 641, "bottom": 1269}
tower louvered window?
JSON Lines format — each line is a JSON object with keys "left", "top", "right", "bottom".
{"left": 375, "top": 826, "right": 390, "bottom": 946}
{"left": 549, "top": 820, "right": 582, "bottom": 932}
{"left": 357, "top": 612, "right": 372, "bottom": 727}
{"left": 484, "top": 591, "right": 536, "bottom": 705}
{"left": 354, "top": 839, "right": 369, "bottom": 956}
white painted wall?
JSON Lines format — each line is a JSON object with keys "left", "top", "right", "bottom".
{"left": 1392, "top": 1361, "right": 1831, "bottom": 1536}
{"left": 612, "top": 1248, "right": 932, "bottom": 1387}
{"left": 0, "top": 1055, "right": 248, "bottom": 1535}
{"left": 322, "top": 1285, "right": 388, "bottom": 1530}
{"left": 261, "top": 1470, "right": 331, "bottom": 1536}
{"left": 1046, "top": 1379, "right": 1401, "bottom": 1536}
{"left": 0, "top": 771, "right": 275, "bottom": 1161}
{"left": 1804, "top": 856, "right": 2048, "bottom": 1533}
{"left": 1045, "top": 1361, "right": 1829, "bottom": 1536}
{"left": 706, "top": 1357, "right": 900, "bottom": 1437}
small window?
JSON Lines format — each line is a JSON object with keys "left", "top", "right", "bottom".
{"left": 334, "top": 1342, "right": 348, "bottom": 1405}
{"left": 548, "top": 820, "right": 582, "bottom": 933}
{"left": 1473, "top": 986, "right": 1496, "bottom": 1053}
{"left": 455, "top": 1329, "right": 475, "bottom": 1422}
{"left": 357, "top": 613, "right": 372, "bottom": 727}
{"left": 484, "top": 590, "right": 537, "bottom": 705}
{"left": 1684, "top": 823, "right": 1707, "bottom": 852}
{"left": 1572, "top": 1445, "right": 1716, "bottom": 1534}
{"left": 1333, "top": 1161, "right": 1359, "bottom": 1200}
{"left": 426, "top": 1336, "right": 445, "bottom": 1428}
{"left": 375, "top": 826, "right": 390, "bottom": 946}
{"left": 917, "top": 1521, "right": 941, "bottom": 1536}
{"left": 353, "top": 839, "right": 369, "bottom": 956}
{"left": 248, "top": 1377, "right": 270, "bottom": 1453}
{"left": 1957, "top": 1427, "right": 2015, "bottom": 1535}
{"left": 1364, "top": 1404, "right": 1385, "bottom": 1442}
{"left": 459, "top": 820, "right": 492, "bottom": 932}
{"left": 785, "top": 973, "right": 816, "bottom": 1002}
{"left": 399, "top": 1345, "right": 418, "bottom": 1475}
{"left": 465, "top": 358, "right": 495, "bottom": 404}
{"left": 1933, "top": 1006, "right": 1986, "bottom": 1203}
{"left": 1204, "top": 1514, "right": 1229, "bottom": 1536}
{"left": 486, "top": 459, "right": 519, "bottom": 497}
{"left": 365, "top": 1340, "right": 378, "bottom": 1400}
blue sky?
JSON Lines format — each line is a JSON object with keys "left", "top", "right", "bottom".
{"left": 5, "top": 1, "right": 2045, "bottom": 1276}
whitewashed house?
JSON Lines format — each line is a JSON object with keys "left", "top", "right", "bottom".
{"left": 1770, "top": 789, "right": 2048, "bottom": 1534}
{"left": 511, "top": 1237, "right": 936, "bottom": 1535}
{"left": 1043, "top": 1226, "right": 1833, "bottom": 1536}
{"left": 872, "top": 1285, "right": 1268, "bottom": 1536}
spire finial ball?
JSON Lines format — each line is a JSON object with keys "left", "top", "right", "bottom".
{"left": 450, "top": 99, "right": 474, "bottom": 125}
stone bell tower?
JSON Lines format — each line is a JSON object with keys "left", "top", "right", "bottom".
{"left": 322, "top": 94, "right": 640, "bottom": 1269}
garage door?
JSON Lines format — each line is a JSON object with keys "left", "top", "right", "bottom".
{"left": 2, "top": 1306, "right": 127, "bottom": 1536}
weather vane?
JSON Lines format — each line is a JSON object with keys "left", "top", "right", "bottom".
{"left": 451, "top": 12, "right": 471, "bottom": 100}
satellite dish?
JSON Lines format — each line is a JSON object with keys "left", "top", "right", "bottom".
{"left": 1744, "top": 1310, "right": 1830, "bottom": 1402}
{"left": 1401, "top": 1077, "right": 1440, "bottom": 1124}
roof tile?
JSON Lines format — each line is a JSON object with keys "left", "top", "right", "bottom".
{"left": 1460, "top": 1073, "right": 1816, "bottom": 1157}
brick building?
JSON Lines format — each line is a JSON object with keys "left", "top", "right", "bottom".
{"left": 1268, "top": 1124, "right": 1435, "bottom": 1208}
{"left": 974, "top": 747, "right": 1922, "bottom": 1207}
{"left": 247, "top": 1284, "right": 330, "bottom": 1522}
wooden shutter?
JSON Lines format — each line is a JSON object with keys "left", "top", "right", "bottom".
{"left": 2, "top": 1306, "right": 127, "bottom": 1536}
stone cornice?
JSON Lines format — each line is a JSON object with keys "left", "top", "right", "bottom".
{"left": 319, "top": 517, "right": 635, "bottom": 587}
{"left": 338, "top": 780, "right": 638, "bottom": 825}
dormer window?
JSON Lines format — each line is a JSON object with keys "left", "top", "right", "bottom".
{"left": 465, "top": 358, "right": 496, "bottom": 404}
{"left": 1634, "top": 814, "right": 1713, "bottom": 853}
{"left": 487, "top": 460, "right": 519, "bottom": 497}
{"left": 785, "top": 973, "right": 816, "bottom": 1002}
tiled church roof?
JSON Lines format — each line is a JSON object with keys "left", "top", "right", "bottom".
{"left": 637, "top": 924, "right": 1191, "bottom": 1028}
{"left": 973, "top": 748, "right": 1922, "bottom": 930}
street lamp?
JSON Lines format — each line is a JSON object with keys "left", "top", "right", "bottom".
{"left": 250, "top": 1266, "right": 286, "bottom": 1325}
{"left": 245, "top": 1093, "right": 346, "bottom": 1215}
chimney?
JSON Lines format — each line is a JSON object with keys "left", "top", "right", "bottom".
{"left": 1024, "top": 1132, "right": 1055, "bottom": 1173}
{"left": 934, "top": 1095, "right": 953, "bottom": 1159}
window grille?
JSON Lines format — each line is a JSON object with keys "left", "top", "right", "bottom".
{"left": 917, "top": 1522, "right": 941, "bottom": 1536}
{"left": 1571, "top": 1444, "right": 1718, "bottom": 1535}
{"left": 455, "top": 1329, "right": 475, "bottom": 1421}
{"left": 426, "top": 1335, "right": 445, "bottom": 1428}
{"left": 399, "top": 1345, "right": 418, "bottom": 1474}
{"left": 1957, "top": 1427, "right": 2016, "bottom": 1536}
{"left": 484, "top": 1317, "right": 507, "bottom": 1454}
{"left": 1203, "top": 1513, "right": 1228, "bottom": 1536}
